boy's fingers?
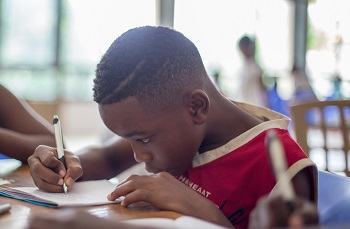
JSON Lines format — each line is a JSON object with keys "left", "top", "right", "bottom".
{"left": 120, "top": 189, "right": 148, "bottom": 207}
{"left": 108, "top": 181, "right": 134, "bottom": 201}
{"left": 34, "top": 147, "right": 66, "bottom": 175}
{"left": 41, "top": 155, "right": 66, "bottom": 175}
{"left": 268, "top": 196, "right": 289, "bottom": 228}
{"left": 288, "top": 214, "right": 304, "bottom": 228}
{"left": 292, "top": 199, "right": 319, "bottom": 226}
{"left": 63, "top": 154, "right": 83, "bottom": 188}
{"left": 117, "top": 174, "right": 141, "bottom": 186}
{"left": 29, "top": 169, "right": 65, "bottom": 193}
{"left": 250, "top": 196, "right": 270, "bottom": 228}
{"left": 30, "top": 156, "right": 64, "bottom": 186}
{"left": 108, "top": 176, "right": 150, "bottom": 201}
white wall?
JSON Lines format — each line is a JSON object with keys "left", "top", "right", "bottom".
{"left": 29, "top": 101, "right": 114, "bottom": 151}
{"left": 59, "top": 101, "right": 109, "bottom": 150}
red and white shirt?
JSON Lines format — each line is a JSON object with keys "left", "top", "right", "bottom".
{"left": 177, "top": 102, "right": 318, "bottom": 229}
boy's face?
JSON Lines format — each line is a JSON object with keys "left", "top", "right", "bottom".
{"left": 99, "top": 98, "right": 201, "bottom": 176}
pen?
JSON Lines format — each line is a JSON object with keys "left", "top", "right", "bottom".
{"left": 266, "top": 130, "right": 295, "bottom": 210}
{"left": 53, "top": 115, "right": 68, "bottom": 194}
{"left": 0, "top": 203, "right": 11, "bottom": 215}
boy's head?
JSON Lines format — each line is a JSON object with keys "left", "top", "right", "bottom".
{"left": 93, "top": 26, "right": 214, "bottom": 175}
{"left": 93, "top": 25, "right": 208, "bottom": 112}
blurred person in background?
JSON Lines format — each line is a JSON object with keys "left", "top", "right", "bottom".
{"left": 236, "top": 35, "right": 268, "bottom": 108}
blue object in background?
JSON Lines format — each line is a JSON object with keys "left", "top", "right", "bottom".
{"left": 318, "top": 170, "right": 350, "bottom": 227}
{"left": 0, "top": 154, "right": 10, "bottom": 160}
{"left": 266, "top": 85, "right": 291, "bottom": 118}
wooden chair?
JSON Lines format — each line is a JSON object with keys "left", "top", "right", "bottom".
{"left": 290, "top": 100, "right": 350, "bottom": 176}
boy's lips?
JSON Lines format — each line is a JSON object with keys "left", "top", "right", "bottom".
{"left": 145, "top": 167, "right": 179, "bottom": 176}
{"left": 144, "top": 163, "right": 181, "bottom": 175}
{"left": 144, "top": 164, "right": 160, "bottom": 174}
{"left": 145, "top": 165, "right": 172, "bottom": 174}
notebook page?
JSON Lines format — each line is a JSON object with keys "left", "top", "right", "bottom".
{"left": 0, "top": 180, "right": 122, "bottom": 207}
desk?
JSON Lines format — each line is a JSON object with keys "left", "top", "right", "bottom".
{"left": 0, "top": 165, "right": 181, "bottom": 229}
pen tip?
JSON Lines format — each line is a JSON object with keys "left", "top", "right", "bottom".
{"left": 63, "top": 183, "right": 68, "bottom": 194}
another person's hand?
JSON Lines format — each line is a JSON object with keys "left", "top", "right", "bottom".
{"left": 248, "top": 195, "right": 319, "bottom": 229}
{"left": 27, "top": 209, "right": 145, "bottom": 229}
{"left": 27, "top": 145, "right": 83, "bottom": 192}
{"left": 107, "top": 172, "right": 233, "bottom": 228}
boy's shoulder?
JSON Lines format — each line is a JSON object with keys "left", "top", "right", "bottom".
{"left": 233, "top": 101, "right": 290, "bottom": 124}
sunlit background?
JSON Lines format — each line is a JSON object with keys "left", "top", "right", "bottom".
{"left": 0, "top": 0, "right": 349, "bottom": 154}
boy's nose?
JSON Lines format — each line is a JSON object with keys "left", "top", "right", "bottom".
{"left": 132, "top": 147, "right": 152, "bottom": 163}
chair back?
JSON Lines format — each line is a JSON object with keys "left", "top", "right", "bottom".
{"left": 290, "top": 100, "right": 350, "bottom": 176}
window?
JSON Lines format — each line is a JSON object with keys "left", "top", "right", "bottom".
{"left": 0, "top": 0, "right": 156, "bottom": 101}
{"left": 174, "top": 0, "right": 293, "bottom": 100}
{"left": 307, "top": 0, "right": 350, "bottom": 100}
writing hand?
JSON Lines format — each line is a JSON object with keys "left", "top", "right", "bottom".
{"left": 248, "top": 195, "right": 319, "bottom": 229}
{"left": 27, "top": 145, "right": 83, "bottom": 192}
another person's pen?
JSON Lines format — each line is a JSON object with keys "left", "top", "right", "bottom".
{"left": 0, "top": 203, "right": 11, "bottom": 215}
{"left": 266, "top": 130, "right": 295, "bottom": 210}
{"left": 53, "top": 115, "right": 68, "bottom": 194}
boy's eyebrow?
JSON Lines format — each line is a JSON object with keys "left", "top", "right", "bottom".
{"left": 124, "top": 130, "right": 146, "bottom": 138}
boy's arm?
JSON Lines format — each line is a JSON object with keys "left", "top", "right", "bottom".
{"left": 77, "top": 136, "right": 137, "bottom": 181}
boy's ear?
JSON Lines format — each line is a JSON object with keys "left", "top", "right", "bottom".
{"left": 188, "top": 89, "right": 209, "bottom": 125}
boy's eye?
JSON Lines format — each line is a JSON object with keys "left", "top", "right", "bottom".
{"left": 137, "top": 138, "right": 150, "bottom": 143}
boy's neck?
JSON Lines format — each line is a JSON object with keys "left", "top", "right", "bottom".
{"left": 198, "top": 95, "right": 263, "bottom": 154}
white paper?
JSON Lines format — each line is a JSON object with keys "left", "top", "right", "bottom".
{"left": 0, "top": 180, "right": 122, "bottom": 207}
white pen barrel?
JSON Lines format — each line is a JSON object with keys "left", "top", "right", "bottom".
{"left": 53, "top": 115, "right": 65, "bottom": 158}
{"left": 267, "top": 130, "right": 296, "bottom": 202}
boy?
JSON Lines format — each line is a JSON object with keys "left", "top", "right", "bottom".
{"left": 28, "top": 26, "right": 318, "bottom": 228}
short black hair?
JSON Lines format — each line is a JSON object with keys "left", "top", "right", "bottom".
{"left": 93, "top": 26, "right": 208, "bottom": 111}
{"left": 238, "top": 35, "right": 254, "bottom": 48}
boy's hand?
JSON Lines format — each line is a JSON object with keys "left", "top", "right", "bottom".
{"left": 248, "top": 195, "right": 319, "bottom": 229}
{"left": 27, "top": 145, "right": 83, "bottom": 192}
{"left": 107, "top": 172, "right": 233, "bottom": 228}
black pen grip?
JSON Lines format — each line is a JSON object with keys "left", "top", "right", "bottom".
{"left": 286, "top": 200, "right": 295, "bottom": 214}
{"left": 59, "top": 156, "right": 67, "bottom": 169}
